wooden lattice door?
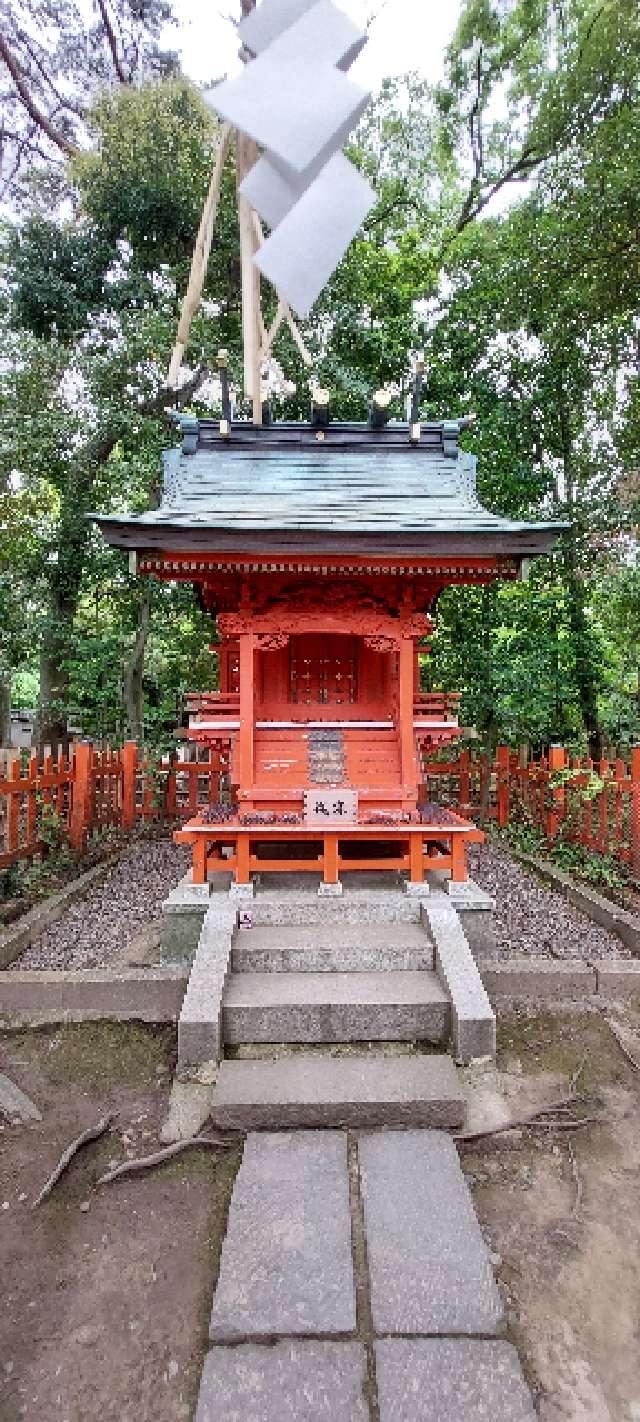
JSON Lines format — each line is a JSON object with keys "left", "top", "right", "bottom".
{"left": 289, "top": 635, "right": 357, "bottom": 707}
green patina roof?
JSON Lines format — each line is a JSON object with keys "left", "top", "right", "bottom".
{"left": 93, "top": 418, "right": 567, "bottom": 559}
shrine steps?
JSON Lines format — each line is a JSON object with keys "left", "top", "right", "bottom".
{"left": 246, "top": 892, "right": 423, "bottom": 927}
{"left": 231, "top": 922, "right": 433, "bottom": 973}
{"left": 209, "top": 1052, "right": 466, "bottom": 1131}
{"left": 177, "top": 887, "right": 495, "bottom": 1130}
{"left": 222, "top": 969, "right": 450, "bottom": 1046}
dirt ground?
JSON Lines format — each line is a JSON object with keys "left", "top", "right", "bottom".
{"left": 1, "top": 1010, "right": 640, "bottom": 1422}
{"left": 0, "top": 1023, "right": 241, "bottom": 1422}
{"left": 466, "top": 1006, "right": 640, "bottom": 1422}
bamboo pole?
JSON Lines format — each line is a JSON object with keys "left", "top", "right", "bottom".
{"left": 167, "top": 122, "right": 232, "bottom": 389}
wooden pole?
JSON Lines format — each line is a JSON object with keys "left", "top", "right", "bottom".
{"left": 547, "top": 743, "right": 567, "bottom": 842}
{"left": 496, "top": 744, "right": 510, "bottom": 828}
{"left": 70, "top": 741, "right": 93, "bottom": 853}
{"left": 167, "top": 123, "right": 232, "bottom": 389}
{"left": 631, "top": 744, "right": 640, "bottom": 875}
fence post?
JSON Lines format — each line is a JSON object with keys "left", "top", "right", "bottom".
{"left": 631, "top": 744, "right": 640, "bottom": 875}
{"left": 546, "top": 743, "right": 567, "bottom": 843}
{"left": 164, "top": 751, "right": 177, "bottom": 820}
{"left": 70, "top": 741, "right": 93, "bottom": 853}
{"left": 459, "top": 748, "right": 471, "bottom": 813}
{"left": 122, "top": 740, "right": 138, "bottom": 831}
{"left": 496, "top": 745, "right": 510, "bottom": 827}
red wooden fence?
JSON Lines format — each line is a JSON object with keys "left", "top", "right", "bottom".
{"left": 0, "top": 740, "right": 231, "bottom": 869}
{"left": 420, "top": 743, "right": 640, "bottom": 873}
{"left": 2, "top": 738, "right": 640, "bottom": 874}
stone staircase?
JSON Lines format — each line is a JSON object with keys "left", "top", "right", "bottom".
{"left": 177, "top": 886, "right": 495, "bottom": 1132}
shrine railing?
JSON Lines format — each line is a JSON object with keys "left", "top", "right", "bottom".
{"left": 420, "top": 744, "right": 640, "bottom": 873}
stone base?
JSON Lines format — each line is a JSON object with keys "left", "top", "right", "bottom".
{"left": 229, "top": 881, "right": 256, "bottom": 900}
{"left": 160, "top": 1073, "right": 217, "bottom": 1143}
{"left": 160, "top": 873, "right": 210, "bottom": 965}
{"left": 317, "top": 881, "right": 343, "bottom": 897}
{"left": 403, "top": 880, "right": 430, "bottom": 898}
{"left": 444, "top": 878, "right": 495, "bottom": 911}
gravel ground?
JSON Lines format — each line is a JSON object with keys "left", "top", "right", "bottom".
{"left": 5, "top": 834, "right": 628, "bottom": 970}
{"left": 9, "top": 837, "right": 190, "bottom": 971}
{"left": 469, "top": 839, "right": 629, "bottom": 960}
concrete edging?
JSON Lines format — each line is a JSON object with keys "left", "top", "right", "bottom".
{"left": 177, "top": 902, "right": 238, "bottom": 1068}
{"left": 1, "top": 957, "right": 639, "bottom": 1029}
{"left": 0, "top": 856, "right": 119, "bottom": 970}
{"left": 481, "top": 956, "right": 640, "bottom": 1001}
{"left": 0, "top": 967, "right": 188, "bottom": 1026}
{"left": 510, "top": 847, "right": 640, "bottom": 956}
{"left": 423, "top": 897, "right": 495, "bottom": 1061}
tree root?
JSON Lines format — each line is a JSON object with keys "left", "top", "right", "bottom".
{"left": 33, "top": 1114, "right": 115, "bottom": 1208}
{"left": 455, "top": 1093, "right": 596, "bottom": 1144}
{"left": 96, "top": 1133, "right": 238, "bottom": 1185}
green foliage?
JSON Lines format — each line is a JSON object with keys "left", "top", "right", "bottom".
{"left": 499, "top": 823, "right": 629, "bottom": 896}
{"left": 2, "top": 1, "right": 640, "bottom": 760}
{"left": 73, "top": 79, "right": 220, "bottom": 270}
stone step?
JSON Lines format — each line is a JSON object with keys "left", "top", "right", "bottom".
{"left": 375, "top": 1339, "right": 536, "bottom": 1421}
{"left": 211, "top": 1053, "right": 465, "bottom": 1130}
{"left": 208, "top": 1131, "right": 356, "bottom": 1343}
{"left": 231, "top": 921, "right": 434, "bottom": 973}
{"left": 222, "top": 970, "right": 450, "bottom": 1045}
{"left": 358, "top": 1130, "right": 504, "bottom": 1336}
{"left": 248, "top": 892, "right": 424, "bottom": 926}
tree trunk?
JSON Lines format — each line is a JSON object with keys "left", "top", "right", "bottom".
{"left": 123, "top": 587, "right": 151, "bottom": 741}
{"left": 0, "top": 664, "right": 11, "bottom": 748}
{"left": 475, "top": 583, "right": 497, "bottom": 826}
{"left": 36, "top": 476, "right": 90, "bottom": 754}
{"left": 562, "top": 529, "right": 602, "bottom": 759}
{"left": 557, "top": 384, "right": 602, "bottom": 759}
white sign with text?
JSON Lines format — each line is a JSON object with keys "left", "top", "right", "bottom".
{"left": 304, "top": 789, "right": 358, "bottom": 823}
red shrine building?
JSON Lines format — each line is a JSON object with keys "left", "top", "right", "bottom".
{"left": 95, "top": 411, "right": 561, "bottom": 893}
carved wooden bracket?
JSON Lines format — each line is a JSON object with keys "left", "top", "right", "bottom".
{"left": 254, "top": 632, "right": 290, "bottom": 650}
{"left": 363, "top": 635, "right": 397, "bottom": 653}
{"left": 219, "top": 607, "right": 433, "bottom": 643}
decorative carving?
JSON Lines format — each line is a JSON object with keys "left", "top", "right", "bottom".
{"left": 364, "top": 635, "right": 397, "bottom": 653}
{"left": 255, "top": 632, "right": 290, "bottom": 650}
{"left": 217, "top": 612, "right": 253, "bottom": 638}
{"left": 218, "top": 596, "right": 432, "bottom": 645}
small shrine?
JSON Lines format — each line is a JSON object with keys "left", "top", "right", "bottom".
{"left": 95, "top": 398, "right": 561, "bottom": 893}
{"left": 94, "top": 0, "right": 564, "bottom": 896}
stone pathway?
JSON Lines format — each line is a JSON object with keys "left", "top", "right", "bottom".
{"left": 196, "top": 1128, "right": 535, "bottom": 1421}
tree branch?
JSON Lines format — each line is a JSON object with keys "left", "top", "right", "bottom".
{"left": 0, "top": 31, "right": 77, "bottom": 156}
{"left": 96, "top": 0, "right": 129, "bottom": 84}
{"left": 13, "top": 27, "right": 87, "bottom": 120}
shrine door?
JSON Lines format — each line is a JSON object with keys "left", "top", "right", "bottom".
{"left": 289, "top": 635, "right": 358, "bottom": 710}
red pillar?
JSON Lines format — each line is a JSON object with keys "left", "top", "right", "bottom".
{"left": 631, "top": 744, "right": 640, "bottom": 875}
{"left": 238, "top": 632, "right": 255, "bottom": 804}
{"left": 399, "top": 636, "right": 417, "bottom": 804}
{"left": 547, "top": 743, "right": 567, "bottom": 842}
{"left": 496, "top": 745, "right": 510, "bottom": 828}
